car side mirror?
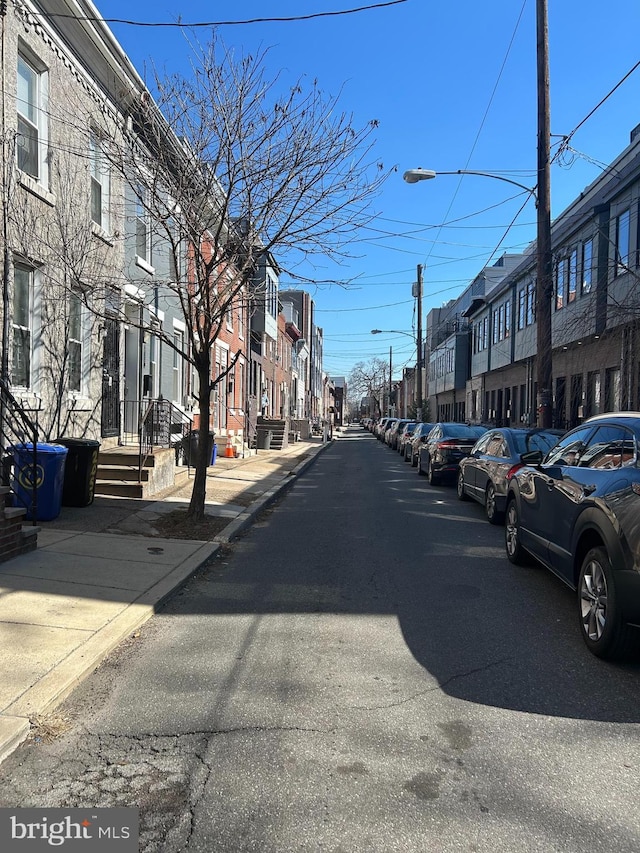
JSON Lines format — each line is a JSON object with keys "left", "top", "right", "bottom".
{"left": 520, "top": 449, "right": 543, "bottom": 466}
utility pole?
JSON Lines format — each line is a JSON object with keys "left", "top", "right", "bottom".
{"left": 536, "top": 0, "right": 553, "bottom": 428}
{"left": 415, "top": 264, "right": 423, "bottom": 422}
{"left": 388, "top": 345, "right": 392, "bottom": 416}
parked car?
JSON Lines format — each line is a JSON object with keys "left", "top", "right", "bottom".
{"left": 504, "top": 412, "right": 640, "bottom": 660}
{"left": 457, "top": 427, "right": 564, "bottom": 524}
{"left": 398, "top": 422, "right": 418, "bottom": 455}
{"left": 381, "top": 418, "right": 398, "bottom": 443}
{"left": 406, "top": 423, "right": 435, "bottom": 466}
{"left": 374, "top": 417, "right": 391, "bottom": 439}
{"left": 418, "top": 422, "right": 488, "bottom": 485}
{"left": 387, "top": 419, "right": 413, "bottom": 450}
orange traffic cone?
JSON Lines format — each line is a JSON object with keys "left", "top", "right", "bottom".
{"left": 224, "top": 434, "right": 235, "bottom": 458}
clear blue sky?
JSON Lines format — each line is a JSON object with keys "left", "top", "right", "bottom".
{"left": 99, "top": 0, "right": 640, "bottom": 381}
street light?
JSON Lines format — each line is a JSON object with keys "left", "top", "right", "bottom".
{"left": 403, "top": 160, "right": 553, "bottom": 429}
{"left": 402, "top": 168, "right": 537, "bottom": 199}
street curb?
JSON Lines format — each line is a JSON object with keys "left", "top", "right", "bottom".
{"left": 0, "top": 541, "right": 219, "bottom": 747}
{"left": 0, "top": 716, "right": 30, "bottom": 767}
{"left": 214, "top": 440, "right": 332, "bottom": 544}
{"left": 0, "top": 440, "right": 331, "bottom": 764}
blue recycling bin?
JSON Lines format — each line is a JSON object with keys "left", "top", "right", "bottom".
{"left": 12, "top": 442, "right": 68, "bottom": 521}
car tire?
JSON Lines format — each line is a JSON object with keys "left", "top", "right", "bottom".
{"left": 578, "top": 546, "right": 637, "bottom": 661}
{"left": 505, "top": 498, "right": 530, "bottom": 565}
{"left": 427, "top": 459, "right": 441, "bottom": 486}
{"left": 417, "top": 453, "right": 425, "bottom": 475}
{"left": 485, "top": 482, "right": 503, "bottom": 525}
{"left": 457, "top": 470, "right": 469, "bottom": 501}
{"left": 411, "top": 451, "right": 417, "bottom": 467}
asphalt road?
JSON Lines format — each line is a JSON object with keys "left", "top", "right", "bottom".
{"left": 1, "top": 424, "right": 640, "bottom": 852}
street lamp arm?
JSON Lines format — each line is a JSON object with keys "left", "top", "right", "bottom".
{"left": 370, "top": 328, "right": 415, "bottom": 339}
{"left": 403, "top": 168, "right": 537, "bottom": 200}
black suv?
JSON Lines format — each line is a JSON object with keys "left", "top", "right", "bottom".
{"left": 504, "top": 412, "right": 640, "bottom": 660}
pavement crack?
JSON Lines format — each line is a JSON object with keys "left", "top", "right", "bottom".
{"left": 353, "top": 658, "right": 511, "bottom": 711}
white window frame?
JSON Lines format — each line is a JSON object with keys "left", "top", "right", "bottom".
{"left": 172, "top": 322, "right": 185, "bottom": 406}
{"left": 11, "top": 264, "right": 33, "bottom": 389}
{"left": 68, "top": 289, "right": 83, "bottom": 393}
{"left": 16, "top": 47, "right": 49, "bottom": 186}
{"left": 134, "top": 185, "right": 153, "bottom": 270}
{"left": 89, "top": 131, "right": 110, "bottom": 232}
{"left": 68, "top": 286, "right": 92, "bottom": 398}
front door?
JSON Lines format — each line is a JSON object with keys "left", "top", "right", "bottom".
{"left": 101, "top": 317, "right": 120, "bottom": 438}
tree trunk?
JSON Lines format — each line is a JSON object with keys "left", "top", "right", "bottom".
{"left": 187, "top": 364, "right": 213, "bottom": 521}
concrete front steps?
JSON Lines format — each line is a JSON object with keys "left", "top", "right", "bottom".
{"left": 0, "top": 486, "right": 39, "bottom": 563}
{"left": 94, "top": 447, "right": 176, "bottom": 499}
{"left": 253, "top": 419, "right": 288, "bottom": 451}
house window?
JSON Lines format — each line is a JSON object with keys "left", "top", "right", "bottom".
{"left": 168, "top": 208, "right": 181, "bottom": 281}
{"left": 555, "top": 257, "right": 567, "bottom": 310}
{"left": 492, "top": 309, "right": 499, "bottom": 344}
{"left": 68, "top": 289, "right": 83, "bottom": 392}
{"left": 89, "top": 132, "right": 110, "bottom": 230}
{"left": 12, "top": 265, "right": 33, "bottom": 387}
{"left": 517, "top": 288, "right": 525, "bottom": 330}
{"left": 172, "top": 329, "right": 184, "bottom": 405}
{"left": 266, "top": 274, "right": 278, "bottom": 317}
{"left": 615, "top": 209, "right": 630, "bottom": 276}
{"left": 135, "top": 187, "right": 151, "bottom": 263}
{"left": 504, "top": 299, "right": 511, "bottom": 337}
{"left": 17, "top": 52, "right": 48, "bottom": 182}
{"left": 526, "top": 282, "right": 536, "bottom": 325}
{"left": 581, "top": 238, "right": 593, "bottom": 294}
{"left": 568, "top": 249, "right": 577, "bottom": 303}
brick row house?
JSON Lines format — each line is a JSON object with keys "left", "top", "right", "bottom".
{"left": 0, "top": 0, "right": 327, "bottom": 509}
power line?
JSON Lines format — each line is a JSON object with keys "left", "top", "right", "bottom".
{"left": 35, "top": 1, "right": 409, "bottom": 28}
{"left": 555, "top": 59, "right": 640, "bottom": 160}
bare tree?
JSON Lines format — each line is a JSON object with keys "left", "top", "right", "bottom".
{"left": 93, "top": 35, "right": 387, "bottom": 519}
{"left": 7, "top": 134, "right": 115, "bottom": 440}
{"left": 348, "top": 357, "right": 389, "bottom": 418}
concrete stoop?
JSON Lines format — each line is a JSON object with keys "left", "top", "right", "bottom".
{"left": 0, "top": 486, "right": 39, "bottom": 563}
{"left": 95, "top": 446, "right": 176, "bottom": 499}
{"left": 253, "top": 419, "right": 288, "bottom": 451}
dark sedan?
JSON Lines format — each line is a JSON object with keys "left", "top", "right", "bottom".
{"left": 417, "top": 422, "right": 488, "bottom": 485}
{"left": 504, "top": 412, "right": 640, "bottom": 661}
{"left": 405, "top": 422, "right": 435, "bottom": 466}
{"left": 457, "top": 427, "right": 563, "bottom": 524}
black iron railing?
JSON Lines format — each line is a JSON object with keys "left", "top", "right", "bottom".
{"left": 0, "top": 379, "right": 39, "bottom": 523}
{"left": 122, "top": 398, "right": 193, "bottom": 479}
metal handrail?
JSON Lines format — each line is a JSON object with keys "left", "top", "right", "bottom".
{"left": 122, "top": 398, "right": 194, "bottom": 480}
{"left": 0, "top": 379, "right": 39, "bottom": 523}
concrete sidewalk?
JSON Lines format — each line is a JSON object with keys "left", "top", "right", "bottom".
{"left": 0, "top": 435, "right": 334, "bottom": 765}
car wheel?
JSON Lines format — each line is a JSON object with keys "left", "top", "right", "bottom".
{"left": 457, "top": 470, "right": 469, "bottom": 501}
{"left": 417, "top": 453, "right": 425, "bottom": 475}
{"left": 578, "top": 546, "right": 637, "bottom": 660}
{"left": 485, "top": 482, "right": 503, "bottom": 525}
{"left": 505, "top": 498, "right": 530, "bottom": 565}
{"left": 411, "top": 451, "right": 417, "bottom": 467}
{"left": 427, "top": 459, "right": 441, "bottom": 486}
